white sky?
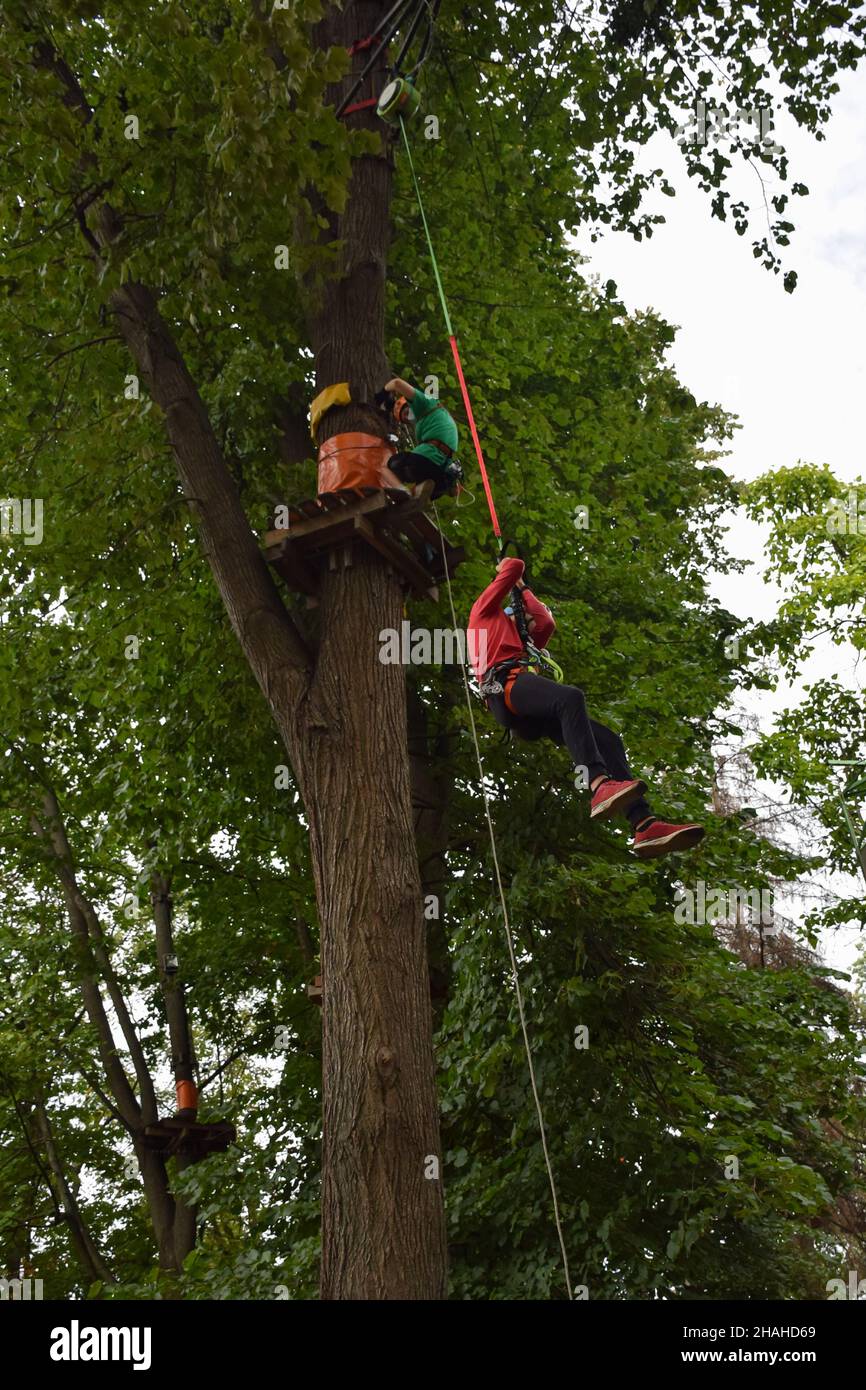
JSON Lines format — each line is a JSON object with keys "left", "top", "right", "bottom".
{"left": 580, "top": 69, "right": 866, "bottom": 972}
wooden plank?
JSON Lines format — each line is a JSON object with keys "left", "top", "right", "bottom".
{"left": 355, "top": 516, "right": 437, "bottom": 598}
{"left": 263, "top": 489, "right": 390, "bottom": 549}
{"left": 297, "top": 517, "right": 359, "bottom": 552}
{"left": 404, "top": 509, "right": 443, "bottom": 544}
{"left": 142, "top": 1118, "right": 235, "bottom": 1156}
{"left": 316, "top": 492, "right": 345, "bottom": 510}
{"left": 398, "top": 510, "right": 465, "bottom": 575}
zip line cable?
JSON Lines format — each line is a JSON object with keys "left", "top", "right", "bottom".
{"left": 434, "top": 503, "right": 574, "bottom": 1301}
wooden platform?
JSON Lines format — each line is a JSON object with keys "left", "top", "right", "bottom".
{"left": 263, "top": 487, "right": 465, "bottom": 600}
{"left": 141, "top": 1117, "right": 236, "bottom": 1159}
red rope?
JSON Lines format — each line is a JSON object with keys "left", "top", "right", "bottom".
{"left": 341, "top": 97, "right": 379, "bottom": 117}
{"left": 348, "top": 33, "right": 382, "bottom": 55}
{"left": 448, "top": 334, "right": 501, "bottom": 538}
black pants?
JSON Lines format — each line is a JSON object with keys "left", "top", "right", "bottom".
{"left": 390, "top": 450, "right": 451, "bottom": 499}
{"left": 487, "top": 673, "right": 653, "bottom": 827}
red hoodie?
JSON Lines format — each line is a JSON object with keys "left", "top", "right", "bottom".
{"left": 467, "top": 557, "right": 556, "bottom": 681}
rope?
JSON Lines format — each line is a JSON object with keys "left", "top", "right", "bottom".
{"left": 399, "top": 116, "right": 501, "bottom": 538}
{"left": 398, "top": 49, "right": 571, "bottom": 1292}
{"left": 434, "top": 503, "right": 574, "bottom": 1301}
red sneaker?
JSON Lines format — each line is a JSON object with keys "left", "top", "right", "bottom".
{"left": 633, "top": 820, "right": 705, "bottom": 859}
{"left": 590, "top": 777, "right": 647, "bottom": 821}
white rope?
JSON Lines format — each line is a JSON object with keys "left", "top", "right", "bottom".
{"left": 433, "top": 504, "right": 574, "bottom": 1300}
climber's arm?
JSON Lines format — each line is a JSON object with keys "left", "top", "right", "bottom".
{"left": 384, "top": 376, "right": 416, "bottom": 399}
{"left": 469, "top": 558, "right": 526, "bottom": 622}
{"left": 521, "top": 588, "right": 556, "bottom": 648}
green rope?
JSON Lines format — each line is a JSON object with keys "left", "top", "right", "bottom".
{"left": 399, "top": 115, "right": 454, "bottom": 337}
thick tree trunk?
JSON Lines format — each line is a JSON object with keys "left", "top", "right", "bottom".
{"left": 301, "top": 3, "right": 448, "bottom": 1299}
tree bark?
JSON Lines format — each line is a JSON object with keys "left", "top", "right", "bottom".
{"left": 297, "top": 1, "right": 448, "bottom": 1299}
{"left": 408, "top": 680, "right": 454, "bottom": 1004}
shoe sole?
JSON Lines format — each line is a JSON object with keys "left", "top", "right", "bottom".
{"left": 633, "top": 825, "right": 705, "bottom": 859}
{"left": 590, "top": 779, "right": 647, "bottom": 822}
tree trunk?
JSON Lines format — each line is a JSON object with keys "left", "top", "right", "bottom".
{"left": 408, "top": 680, "right": 454, "bottom": 1005}
{"left": 152, "top": 875, "right": 199, "bottom": 1268}
{"left": 300, "top": 2, "right": 448, "bottom": 1299}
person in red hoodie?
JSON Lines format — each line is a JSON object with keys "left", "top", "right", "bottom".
{"left": 468, "top": 556, "right": 705, "bottom": 859}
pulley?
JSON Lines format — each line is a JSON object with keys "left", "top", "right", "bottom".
{"left": 377, "top": 76, "right": 421, "bottom": 124}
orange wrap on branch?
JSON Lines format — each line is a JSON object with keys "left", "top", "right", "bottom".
{"left": 175, "top": 1080, "right": 198, "bottom": 1114}
{"left": 317, "top": 432, "right": 405, "bottom": 494}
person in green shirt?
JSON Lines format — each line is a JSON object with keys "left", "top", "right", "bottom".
{"left": 378, "top": 375, "right": 463, "bottom": 499}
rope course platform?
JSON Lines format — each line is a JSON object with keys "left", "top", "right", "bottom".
{"left": 263, "top": 486, "right": 465, "bottom": 602}
{"left": 141, "top": 1117, "right": 236, "bottom": 1159}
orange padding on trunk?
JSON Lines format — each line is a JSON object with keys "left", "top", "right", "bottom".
{"left": 317, "top": 432, "right": 404, "bottom": 494}
{"left": 175, "top": 1080, "right": 198, "bottom": 1112}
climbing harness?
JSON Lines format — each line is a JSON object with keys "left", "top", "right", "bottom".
{"left": 478, "top": 655, "right": 539, "bottom": 705}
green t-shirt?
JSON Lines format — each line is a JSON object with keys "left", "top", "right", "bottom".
{"left": 409, "top": 387, "right": 459, "bottom": 466}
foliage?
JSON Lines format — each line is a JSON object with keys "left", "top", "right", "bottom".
{"left": 0, "top": 0, "right": 864, "bottom": 1298}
